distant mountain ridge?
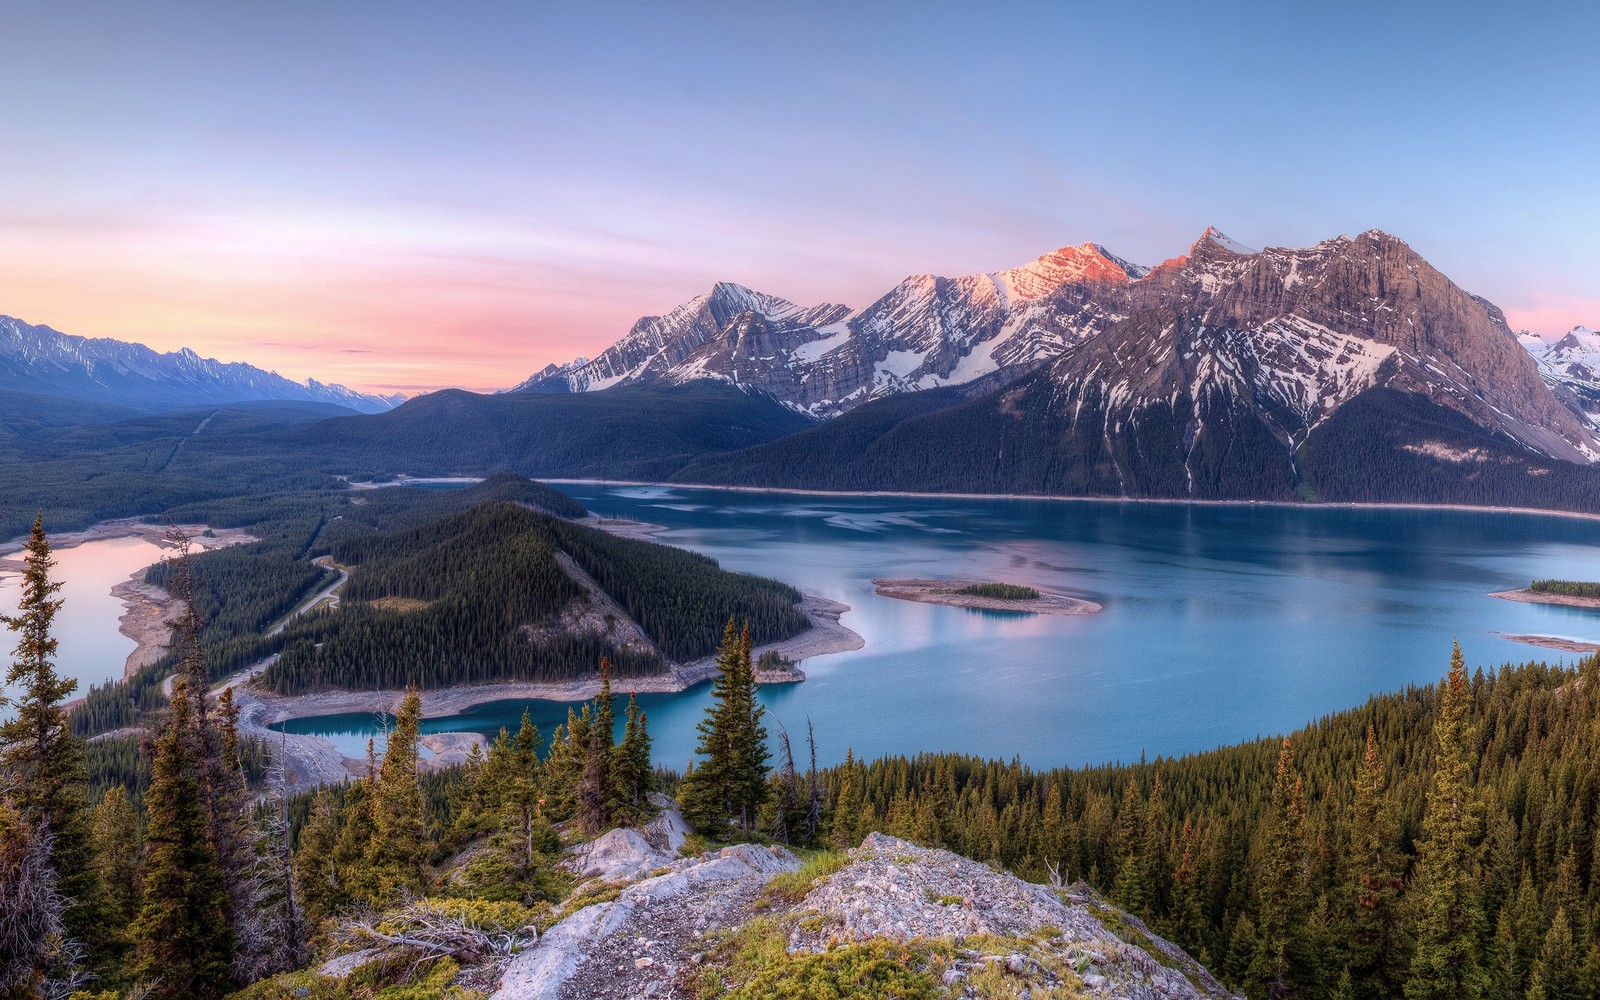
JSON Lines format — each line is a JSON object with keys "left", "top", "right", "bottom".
{"left": 512, "top": 241, "right": 1147, "bottom": 416}
{"left": 509, "top": 230, "right": 1599, "bottom": 468}
{"left": 0, "top": 314, "right": 401, "bottom": 412}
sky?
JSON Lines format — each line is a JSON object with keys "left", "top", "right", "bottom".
{"left": 2, "top": 1, "right": 1597, "bottom": 394}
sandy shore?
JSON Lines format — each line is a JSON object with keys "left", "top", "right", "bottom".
{"left": 873, "top": 579, "right": 1102, "bottom": 616}
{"left": 0, "top": 517, "right": 258, "bottom": 558}
{"left": 1494, "top": 633, "right": 1600, "bottom": 654}
{"left": 1490, "top": 589, "right": 1600, "bottom": 611}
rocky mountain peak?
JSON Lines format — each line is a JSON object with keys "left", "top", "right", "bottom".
{"left": 994, "top": 242, "right": 1148, "bottom": 300}
{"left": 1196, "top": 226, "right": 1259, "bottom": 255}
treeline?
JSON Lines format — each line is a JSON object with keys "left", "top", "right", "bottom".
{"left": 813, "top": 650, "right": 1600, "bottom": 1000}
{"left": 1530, "top": 579, "right": 1600, "bottom": 598}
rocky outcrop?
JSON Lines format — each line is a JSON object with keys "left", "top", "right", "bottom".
{"left": 493, "top": 841, "right": 801, "bottom": 1000}
{"left": 792, "top": 833, "right": 1238, "bottom": 999}
{"left": 489, "top": 823, "right": 1237, "bottom": 1000}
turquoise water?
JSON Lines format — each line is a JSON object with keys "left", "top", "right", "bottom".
{"left": 282, "top": 487, "right": 1600, "bottom": 769}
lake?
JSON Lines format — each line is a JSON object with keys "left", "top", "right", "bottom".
{"left": 281, "top": 487, "right": 1600, "bottom": 770}
{"left": 0, "top": 534, "right": 169, "bottom": 703}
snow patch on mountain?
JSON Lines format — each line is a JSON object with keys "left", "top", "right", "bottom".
{"left": 0, "top": 315, "right": 398, "bottom": 412}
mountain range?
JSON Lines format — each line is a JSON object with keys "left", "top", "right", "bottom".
{"left": 513, "top": 229, "right": 1599, "bottom": 472}
{"left": 4, "top": 227, "right": 1599, "bottom": 522}
{"left": 0, "top": 314, "right": 400, "bottom": 413}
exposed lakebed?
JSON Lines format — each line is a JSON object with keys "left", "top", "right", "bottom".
{"left": 282, "top": 486, "right": 1600, "bottom": 769}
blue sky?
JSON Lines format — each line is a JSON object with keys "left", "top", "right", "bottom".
{"left": 2, "top": 1, "right": 1596, "bottom": 391}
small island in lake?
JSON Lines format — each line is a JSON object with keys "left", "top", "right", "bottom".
{"left": 873, "top": 578, "right": 1102, "bottom": 615}
{"left": 1490, "top": 579, "right": 1600, "bottom": 611}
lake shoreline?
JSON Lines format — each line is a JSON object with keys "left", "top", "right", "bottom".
{"left": 1493, "top": 632, "right": 1600, "bottom": 654}
{"left": 546, "top": 478, "right": 1600, "bottom": 526}
{"left": 1490, "top": 589, "right": 1600, "bottom": 611}
{"left": 229, "top": 589, "right": 862, "bottom": 788}
{"left": 873, "top": 579, "right": 1102, "bottom": 616}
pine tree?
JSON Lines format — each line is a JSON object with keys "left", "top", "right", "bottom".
{"left": 1256, "top": 738, "right": 1309, "bottom": 1000}
{"left": 365, "top": 688, "right": 429, "bottom": 903}
{"left": 91, "top": 784, "right": 143, "bottom": 936}
{"left": 295, "top": 789, "right": 344, "bottom": 924}
{"left": 1406, "top": 641, "right": 1488, "bottom": 1000}
{"left": 0, "top": 513, "right": 103, "bottom": 956}
{"left": 1346, "top": 725, "right": 1405, "bottom": 1000}
{"left": 131, "top": 680, "right": 234, "bottom": 1000}
{"left": 679, "top": 620, "right": 769, "bottom": 836}
{"left": 579, "top": 659, "right": 617, "bottom": 835}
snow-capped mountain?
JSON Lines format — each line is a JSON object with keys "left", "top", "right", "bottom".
{"left": 0, "top": 315, "right": 401, "bottom": 413}
{"left": 515, "top": 228, "right": 1599, "bottom": 469}
{"left": 513, "top": 243, "right": 1144, "bottom": 416}
{"left": 677, "top": 229, "right": 1600, "bottom": 506}
{"left": 1108, "top": 229, "right": 1599, "bottom": 464}
{"left": 1520, "top": 327, "right": 1600, "bottom": 427}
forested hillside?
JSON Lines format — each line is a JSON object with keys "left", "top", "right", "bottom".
{"left": 261, "top": 502, "right": 805, "bottom": 693}
{"left": 73, "top": 476, "right": 590, "bottom": 735}
{"left": 72, "top": 487, "right": 807, "bottom": 734}
{"left": 819, "top": 648, "right": 1600, "bottom": 1000}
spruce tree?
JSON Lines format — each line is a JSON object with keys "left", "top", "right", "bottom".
{"left": 579, "top": 659, "right": 616, "bottom": 835}
{"left": 295, "top": 789, "right": 344, "bottom": 925}
{"left": 679, "top": 620, "right": 769, "bottom": 836}
{"left": 490, "top": 709, "right": 545, "bottom": 866}
{"left": 365, "top": 688, "right": 429, "bottom": 903}
{"left": 1345, "top": 726, "right": 1405, "bottom": 1000}
{"left": 542, "top": 712, "right": 588, "bottom": 820}
{"left": 0, "top": 513, "right": 103, "bottom": 956}
{"left": 91, "top": 784, "right": 143, "bottom": 939}
{"left": 1256, "top": 738, "right": 1309, "bottom": 1000}
{"left": 332, "top": 749, "right": 378, "bottom": 905}
{"left": 828, "top": 747, "right": 865, "bottom": 850}
{"left": 614, "top": 692, "right": 655, "bottom": 821}
{"left": 131, "top": 681, "right": 234, "bottom": 1000}
{"left": 1406, "top": 641, "right": 1488, "bottom": 1000}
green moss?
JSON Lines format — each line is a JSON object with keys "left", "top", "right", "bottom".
{"left": 761, "top": 851, "right": 850, "bottom": 906}
{"left": 561, "top": 878, "right": 629, "bottom": 913}
{"left": 697, "top": 918, "right": 948, "bottom": 999}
